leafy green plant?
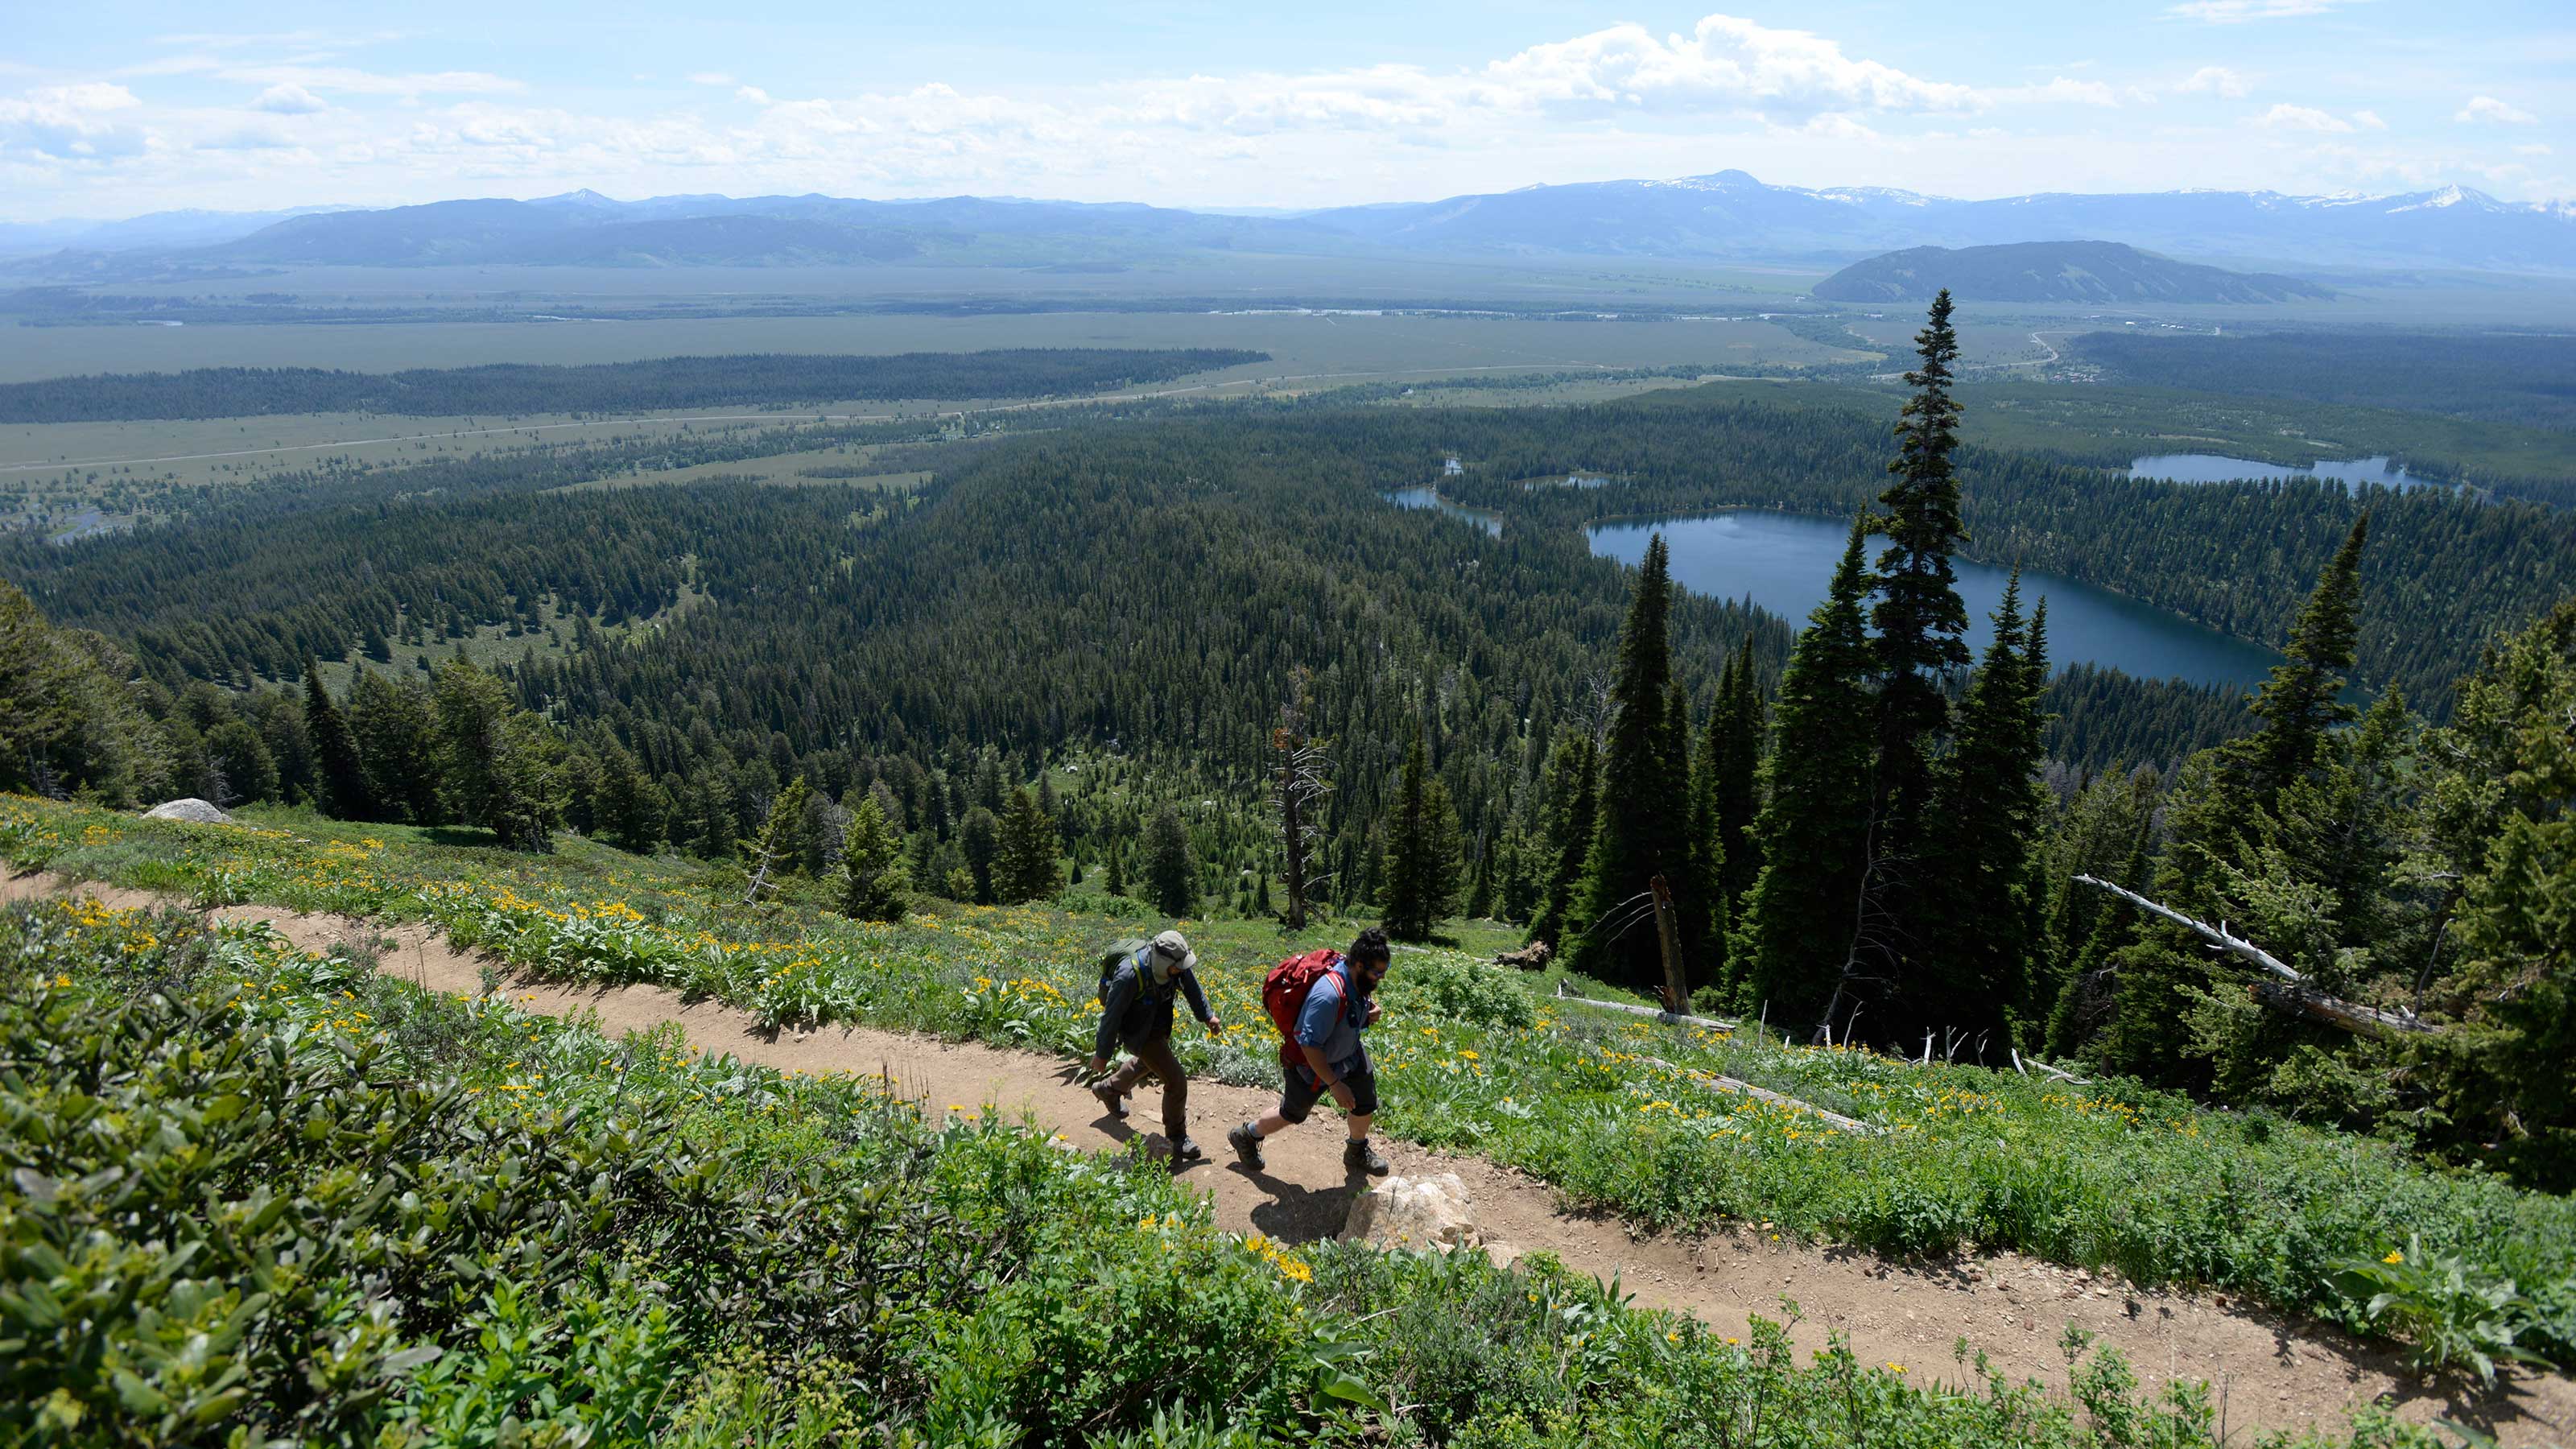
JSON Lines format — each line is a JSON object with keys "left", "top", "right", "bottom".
{"left": 2334, "top": 1236, "right": 2548, "bottom": 1385}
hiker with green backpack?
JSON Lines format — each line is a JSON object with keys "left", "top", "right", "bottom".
{"left": 1088, "top": 930, "right": 1222, "bottom": 1163}
{"left": 1228, "top": 927, "right": 1393, "bottom": 1177}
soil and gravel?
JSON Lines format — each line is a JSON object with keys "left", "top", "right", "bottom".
{"left": 10, "top": 869, "right": 2570, "bottom": 1447}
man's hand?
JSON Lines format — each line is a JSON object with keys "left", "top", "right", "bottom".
{"left": 1087, "top": 1055, "right": 1107, "bottom": 1076}
{"left": 1363, "top": 1000, "right": 1383, "bottom": 1026}
{"left": 1204, "top": 1016, "right": 1224, "bottom": 1036}
{"left": 1328, "top": 1077, "right": 1358, "bottom": 1111}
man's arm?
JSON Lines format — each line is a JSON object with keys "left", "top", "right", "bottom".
{"left": 1300, "top": 1042, "right": 1360, "bottom": 1110}
{"left": 1091, "top": 966, "right": 1136, "bottom": 1069}
{"left": 1179, "top": 968, "right": 1217, "bottom": 1030}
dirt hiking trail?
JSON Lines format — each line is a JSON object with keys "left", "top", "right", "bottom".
{"left": 10, "top": 870, "right": 2570, "bottom": 1447}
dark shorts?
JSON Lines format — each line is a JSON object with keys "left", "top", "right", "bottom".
{"left": 1278, "top": 1060, "right": 1378, "bottom": 1122}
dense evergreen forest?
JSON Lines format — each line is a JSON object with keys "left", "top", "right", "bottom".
{"left": 2070, "top": 328, "right": 2576, "bottom": 431}
{"left": 0, "top": 348, "right": 1268, "bottom": 422}
{"left": 6, "top": 298, "right": 2572, "bottom": 1189}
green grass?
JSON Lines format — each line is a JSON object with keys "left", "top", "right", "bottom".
{"left": 6, "top": 791, "right": 2570, "bottom": 1373}
{"left": 2, "top": 881, "right": 2472, "bottom": 1446}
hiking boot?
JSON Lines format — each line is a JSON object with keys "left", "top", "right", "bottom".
{"left": 1228, "top": 1121, "right": 1265, "bottom": 1170}
{"left": 1091, "top": 1084, "right": 1129, "bottom": 1120}
{"left": 1344, "top": 1137, "right": 1390, "bottom": 1176}
{"left": 1170, "top": 1136, "right": 1203, "bottom": 1165}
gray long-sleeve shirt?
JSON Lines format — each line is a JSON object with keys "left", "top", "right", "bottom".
{"left": 1093, "top": 951, "right": 1214, "bottom": 1059}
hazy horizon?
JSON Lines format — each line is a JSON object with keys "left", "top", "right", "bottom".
{"left": 4, "top": 2, "right": 2568, "bottom": 225}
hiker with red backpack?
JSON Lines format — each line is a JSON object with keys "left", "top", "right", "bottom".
{"left": 1228, "top": 927, "right": 1393, "bottom": 1177}
{"left": 1088, "top": 930, "right": 1222, "bottom": 1163}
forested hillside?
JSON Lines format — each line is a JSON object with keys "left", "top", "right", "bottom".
{"left": 6, "top": 299, "right": 2572, "bottom": 1195}
{"left": 0, "top": 348, "right": 1267, "bottom": 422}
{"left": 2070, "top": 329, "right": 2576, "bottom": 431}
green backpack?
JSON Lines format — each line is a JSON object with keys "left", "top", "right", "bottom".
{"left": 1096, "top": 937, "right": 1154, "bottom": 1001}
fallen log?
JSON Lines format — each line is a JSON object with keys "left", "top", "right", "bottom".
{"left": 2072, "top": 875, "right": 2431, "bottom": 1039}
{"left": 1633, "top": 1055, "right": 1876, "bottom": 1136}
{"left": 2251, "top": 980, "right": 2433, "bottom": 1038}
{"left": 2074, "top": 874, "right": 2298, "bottom": 981}
{"left": 2013, "top": 1048, "right": 2091, "bottom": 1086}
{"left": 1553, "top": 982, "right": 1739, "bottom": 1033}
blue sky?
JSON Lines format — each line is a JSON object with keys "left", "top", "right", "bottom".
{"left": 3, "top": 2, "right": 2568, "bottom": 220}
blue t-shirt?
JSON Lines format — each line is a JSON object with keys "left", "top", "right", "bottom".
{"left": 1292, "top": 963, "right": 1369, "bottom": 1080}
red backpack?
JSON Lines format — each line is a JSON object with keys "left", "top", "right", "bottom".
{"left": 1262, "top": 948, "right": 1345, "bottom": 1045}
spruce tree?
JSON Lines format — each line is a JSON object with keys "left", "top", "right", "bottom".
{"left": 1526, "top": 733, "right": 1597, "bottom": 947}
{"left": 1872, "top": 291, "right": 1972, "bottom": 833}
{"left": 1572, "top": 535, "right": 1690, "bottom": 987}
{"left": 430, "top": 659, "right": 564, "bottom": 852}
{"left": 2228, "top": 514, "right": 2370, "bottom": 809}
{"left": 1712, "top": 638, "right": 1766, "bottom": 923}
{"left": 1918, "top": 579, "right": 2053, "bottom": 1045}
{"left": 837, "top": 793, "right": 910, "bottom": 923}
{"left": 596, "top": 741, "right": 666, "bottom": 855}
{"left": 1144, "top": 804, "right": 1195, "bottom": 918}
{"left": 1736, "top": 518, "right": 1881, "bottom": 1030}
{"left": 996, "top": 786, "right": 1063, "bottom": 904}
{"left": 347, "top": 673, "right": 438, "bottom": 824}
{"left": 302, "top": 660, "right": 375, "bottom": 822}
{"left": 959, "top": 806, "right": 1002, "bottom": 904}
{"left": 2097, "top": 522, "right": 2375, "bottom": 1083}
{"left": 1687, "top": 687, "right": 1727, "bottom": 964}
{"left": 741, "top": 775, "right": 811, "bottom": 904}
{"left": 1385, "top": 730, "right": 1462, "bottom": 940}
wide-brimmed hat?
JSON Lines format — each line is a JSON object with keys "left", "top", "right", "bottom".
{"left": 1148, "top": 929, "right": 1198, "bottom": 980}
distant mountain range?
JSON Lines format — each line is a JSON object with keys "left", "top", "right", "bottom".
{"left": 3, "top": 171, "right": 2568, "bottom": 277}
{"left": 1298, "top": 171, "right": 2574, "bottom": 273}
{"left": 1814, "top": 241, "right": 2334, "bottom": 305}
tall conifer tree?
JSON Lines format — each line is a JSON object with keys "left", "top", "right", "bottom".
{"left": 2097, "top": 521, "right": 2373, "bottom": 1080}
{"left": 1736, "top": 518, "right": 1880, "bottom": 1028}
{"left": 1526, "top": 732, "right": 1598, "bottom": 947}
{"left": 1385, "top": 729, "right": 1463, "bottom": 940}
{"left": 1711, "top": 638, "right": 1766, "bottom": 927}
{"left": 1872, "top": 291, "right": 1972, "bottom": 835}
{"left": 1918, "top": 580, "right": 2053, "bottom": 1044}
{"left": 1572, "top": 536, "right": 1690, "bottom": 987}
{"left": 302, "top": 659, "right": 374, "bottom": 822}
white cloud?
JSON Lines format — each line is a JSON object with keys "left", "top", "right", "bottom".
{"left": 2351, "top": 109, "right": 2385, "bottom": 130}
{"left": 251, "top": 83, "right": 328, "bottom": 114}
{"left": 688, "top": 72, "right": 735, "bottom": 87}
{"left": 2251, "top": 102, "right": 2354, "bottom": 133}
{"left": 1475, "top": 15, "right": 1981, "bottom": 118}
{"left": 2175, "top": 65, "right": 2249, "bottom": 97}
{"left": 0, "top": 83, "right": 149, "bottom": 160}
{"left": 2166, "top": 0, "right": 2349, "bottom": 22}
{"left": 2513, "top": 142, "right": 2553, "bottom": 157}
{"left": 2454, "top": 95, "right": 2537, "bottom": 126}
{"left": 199, "top": 126, "right": 299, "bottom": 151}
{"left": 217, "top": 64, "right": 522, "bottom": 98}
{"left": 1986, "top": 76, "right": 2122, "bottom": 107}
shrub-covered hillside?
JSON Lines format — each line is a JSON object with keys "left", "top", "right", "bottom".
{"left": 7, "top": 791, "right": 2570, "bottom": 1388}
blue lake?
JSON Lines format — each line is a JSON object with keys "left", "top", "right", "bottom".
{"left": 1386, "top": 485, "right": 1502, "bottom": 536}
{"left": 1589, "top": 510, "right": 2285, "bottom": 690}
{"left": 2129, "top": 453, "right": 2439, "bottom": 492}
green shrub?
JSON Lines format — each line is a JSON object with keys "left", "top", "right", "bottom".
{"left": 1395, "top": 953, "right": 1538, "bottom": 1030}
{"left": 2335, "top": 1236, "right": 2548, "bottom": 1386}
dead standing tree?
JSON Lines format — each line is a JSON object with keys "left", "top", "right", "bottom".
{"left": 1273, "top": 676, "right": 1332, "bottom": 931}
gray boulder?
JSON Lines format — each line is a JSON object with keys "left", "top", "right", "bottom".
{"left": 142, "top": 798, "right": 234, "bottom": 824}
